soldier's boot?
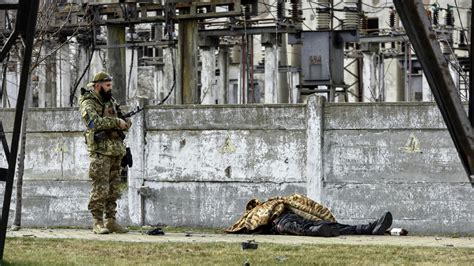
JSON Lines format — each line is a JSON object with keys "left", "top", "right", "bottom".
{"left": 105, "top": 218, "right": 129, "bottom": 234}
{"left": 92, "top": 219, "right": 110, "bottom": 234}
{"left": 356, "top": 212, "right": 393, "bottom": 235}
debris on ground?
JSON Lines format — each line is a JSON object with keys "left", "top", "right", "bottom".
{"left": 145, "top": 227, "right": 165, "bottom": 235}
{"left": 389, "top": 228, "right": 408, "bottom": 236}
{"left": 241, "top": 240, "right": 258, "bottom": 250}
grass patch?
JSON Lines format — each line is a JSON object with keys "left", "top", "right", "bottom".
{"left": 3, "top": 237, "right": 473, "bottom": 265}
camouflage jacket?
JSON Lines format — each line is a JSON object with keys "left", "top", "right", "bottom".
{"left": 225, "top": 193, "right": 337, "bottom": 233}
{"left": 79, "top": 89, "right": 130, "bottom": 157}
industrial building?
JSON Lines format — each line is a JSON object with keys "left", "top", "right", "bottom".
{"left": 0, "top": 0, "right": 471, "bottom": 107}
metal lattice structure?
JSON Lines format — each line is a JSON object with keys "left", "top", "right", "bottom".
{"left": 0, "top": 0, "right": 39, "bottom": 260}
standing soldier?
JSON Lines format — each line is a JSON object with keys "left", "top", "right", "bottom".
{"left": 79, "top": 71, "right": 131, "bottom": 234}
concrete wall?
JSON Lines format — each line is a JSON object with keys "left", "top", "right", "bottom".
{"left": 0, "top": 97, "right": 472, "bottom": 234}
{"left": 321, "top": 102, "right": 472, "bottom": 234}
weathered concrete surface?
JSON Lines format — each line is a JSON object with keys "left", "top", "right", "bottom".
{"left": 324, "top": 102, "right": 447, "bottom": 130}
{"left": 138, "top": 104, "right": 308, "bottom": 228}
{"left": 324, "top": 183, "right": 473, "bottom": 234}
{"left": 0, "top": 98, "right": 472, "bottom": 234}
{"left": 0, "top": 181, "right": 131, "bottom": 227}
{"left": 322, "top": 102, "right": 472, "bottom": 234}
{"left": 6, "top": 229, "right": 474, "bottom": 248}
{"left": 324, "top": 130, "right": 464, "bottom": 182}
{"left": 146, "top": 104, "right": 306, "bottom": 131}
{"left": 146, "top": 130, "right": 306, "bottom": 183}
{"left": 142, "top": 181, "right": 305, "bottom": 228}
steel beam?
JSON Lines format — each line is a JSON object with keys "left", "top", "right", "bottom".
{"left": 394, "top": 0, "right": 474, "bottom": 185}
{"left": 0, "top": 0, "right": 39, "bottom": 260}
{"left": 199, "top": 26, "right": 298, "bottom": 37}
{"left": 0, "top": 30, "right": 18, "bottom": 63}
{"left": 0, "top": 122, "right": 9, "bottom": 160}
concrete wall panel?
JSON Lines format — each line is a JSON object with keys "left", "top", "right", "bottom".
{"left": 0, "top": 108, "right": 82, "bottom": 132}
{"left": 325, "top": 103, "right": 447, "bottom": 130}
{"left": 145, "top": 130, "right": 306, "bottom": 183}
{"left": 146, "top": 104, "right": 306, "bottom": 131}
{"left": 23, "top": 133, "right": 89, "bottom": 180}
{"left": 323, "top": 183, "right": 473, "bottom": 234}
{"left": 142, "top": 181, "right": 306, "bottom": 228}
{"left": 324, "top": 130, "right": 465, "bottom": 183}
{"left": 16, "top": 180, "right": 130, "bottom": 227}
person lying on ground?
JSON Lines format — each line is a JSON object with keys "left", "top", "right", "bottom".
{"left": 225, "top": 193, "right": 393, "bottom": 237}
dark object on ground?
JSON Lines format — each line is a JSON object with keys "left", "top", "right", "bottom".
{"left": 270, "top": 211, "right": 393, "bottom": 237}
{"left": 241, "top": 240, "right": 258, "bottom": 250}
{"left": 146, "top": 227, "right": 165, "bottom": 235}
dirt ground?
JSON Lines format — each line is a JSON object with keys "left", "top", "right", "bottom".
{"left": 6, "top": 228, "right": 474, "bottom": 248}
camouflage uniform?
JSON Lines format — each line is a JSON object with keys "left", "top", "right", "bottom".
{"left": 227, "top": 193, "right": 393, "bottom": 236}
{"left": 79, "top": 88, "right": 129, "bottom": 222}
{"left": 226, "top": 193, "right": 337, "bottom": 233}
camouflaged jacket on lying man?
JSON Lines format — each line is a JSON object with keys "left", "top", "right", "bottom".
{"left": 226, "top": 193, "right": 393, "bottom": 237}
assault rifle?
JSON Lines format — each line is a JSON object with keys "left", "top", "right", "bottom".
{"left": 93, "top": 106, "right": 143, "bottom": 168}
{"left": 117, "top": 105, "right": 144, "bottom": 140}
{"left": 119, "top": 106, "right": 144, "bottom": 120}
{"left": 94, "top": 106, "right": 144, "bottom": 142}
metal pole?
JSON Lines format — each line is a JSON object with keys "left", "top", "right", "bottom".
{"left": 470, "top": 0, "right": 474, "bottom": 125}
{"left": 241, "top": 35, "right": 246, "bottom": 104}
{"left": 0, "top": 0, "right": 39, "bottom": 259}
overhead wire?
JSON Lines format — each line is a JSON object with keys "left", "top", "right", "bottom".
{"left": 156, "top": 47, "right": 176, "bottom": 105}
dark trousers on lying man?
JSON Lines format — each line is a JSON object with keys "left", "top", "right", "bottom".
{"left": 270, "top": 211, "right": 393, "bottom": 237}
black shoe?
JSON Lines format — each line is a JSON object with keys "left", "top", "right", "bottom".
{"left": 370, "top": 212, "right": 393, "bottom": 235}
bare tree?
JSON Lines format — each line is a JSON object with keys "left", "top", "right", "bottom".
{"left": 4, "top": 0, "right": 89, "bottom": 230}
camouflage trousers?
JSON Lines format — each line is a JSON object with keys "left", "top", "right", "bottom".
{"left": 88, "top": 153, "right": 122, "bottom": 221}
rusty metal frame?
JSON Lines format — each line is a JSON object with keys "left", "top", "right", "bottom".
{"left": 394, "top": 0, "right": 474, "bottom": 185}
{"left": 0, "top": 0, "right": 39, "bottom": 260}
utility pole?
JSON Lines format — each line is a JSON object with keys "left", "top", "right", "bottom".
{"left": 179, "top": 17, "right": 198, "bottom": 104}
{"left": 107, "top": 23, "right": 127, "bottom": 104}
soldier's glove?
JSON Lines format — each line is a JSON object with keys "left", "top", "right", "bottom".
{"left": 121, "top": 147, "right": 133, "bottom": 168}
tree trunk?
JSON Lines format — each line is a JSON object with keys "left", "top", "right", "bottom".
{"left": 12, "top": 73, "right": 30, "bottom": 230}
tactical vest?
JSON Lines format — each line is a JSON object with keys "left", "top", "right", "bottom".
{"left": 79, "top": 90, "right": 126, "bottom": 157}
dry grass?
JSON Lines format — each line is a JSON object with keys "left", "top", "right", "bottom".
{"left": 2, "top": 237, "right": 473, "bottom": 265}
